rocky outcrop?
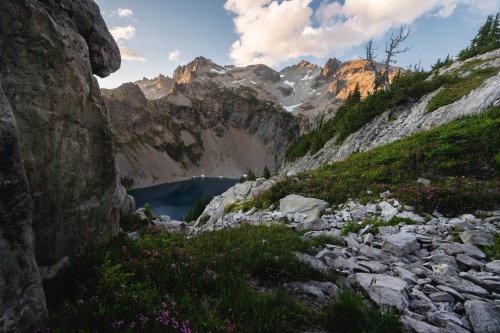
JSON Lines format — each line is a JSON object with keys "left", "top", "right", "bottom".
{"left": 0, "top": 84, "right": 46, "bottom": 333}
{"left": 0, "top": 0, "right": 130, "bottom": 330}
{"left": 320, "top": 58, "right": 343, "bottom": 81}
{"left": 0, "top": 0, "right": 126, "bottom": 268}
{"left": 327, "top": 59, "right": 400, "bottom": 99}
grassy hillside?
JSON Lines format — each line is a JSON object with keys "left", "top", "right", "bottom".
{"left": 285, "top": 60, "right": 498, "bottom": 162}
{"left": 256, "top": 106, "right": 500, "bottom": 216}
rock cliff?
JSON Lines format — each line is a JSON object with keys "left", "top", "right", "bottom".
{"left": 0, "top": 0, "right": 129, "bottom": 330}
{"left": 103, "top": 82, "right": 301, "bottom": 188}
{"left": 0, "top": 83, "right": 46, "bottom": 333}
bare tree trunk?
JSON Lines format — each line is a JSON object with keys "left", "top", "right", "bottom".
{"left": 365, "top": 26, "right": 412, "bottom": 92}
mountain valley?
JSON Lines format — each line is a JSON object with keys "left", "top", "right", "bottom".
{"left": 104, "top": 56, "right": 401, "bottom": 188}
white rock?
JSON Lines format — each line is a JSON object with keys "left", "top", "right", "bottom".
{"left": 435, "top": 243, "right": 486, "bottom": 260}
{"left": 378, "top": 201, "right": 399, "bottom": 220}
{"left": 402, "top": 316, "right": 449, "bottom": 333}
{"left": 279, "top": 194, "right": 329, "bottom": 230}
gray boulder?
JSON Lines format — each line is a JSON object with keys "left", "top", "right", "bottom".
{"left": 402, "top": 316, "right": 451, "bottom": 333}
{"left": 280, "top": 195, "right": 329, "bottom": 230}
{"left": 456, "top": 254, "right": 484, "bottom": 270}
{"left": 353, "top": 273, "right": 409, "bottom": 311}
{"left": 435, "top": 243, "right": 486, "bottom": 260}
{"left": 382, "top": 232, "right": 420, "bottom": 256}
{"left": 459, "top": 230, "right": 494, "bottom": 246}
{"left": 378, "top": 201, "right": 399, "bottom": 220}
{"left": 485, "top": 260, "right": 500, "bottom": 275}
{"left": 465, "top": 300, "right": 500, "bottom": 333}
{"left": 431, "top": 275, "right": 491, "bottom": 299}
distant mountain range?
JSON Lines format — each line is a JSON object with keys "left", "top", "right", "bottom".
{"left": 133, "top": 56, "right": 401, "bottom": 116}
{"left": 102, "top": 56, "right": 401, "bottom": 188}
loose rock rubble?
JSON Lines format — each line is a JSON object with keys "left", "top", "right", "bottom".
{"left": 187, "top": 192, "right": 500, "bottom": 333}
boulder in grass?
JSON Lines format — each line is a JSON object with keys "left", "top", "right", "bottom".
{"left": 279, "top": 195, "right": 329, "bottom": 230}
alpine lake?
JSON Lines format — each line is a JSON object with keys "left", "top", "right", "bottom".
{"left": 128, "top": 177, "right": 239, "bottom": 220}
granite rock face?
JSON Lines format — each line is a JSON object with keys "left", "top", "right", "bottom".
{"left": 0, "top": 0, "right": 124, "bottom": 268}
{"left": 0, "top": 83, "right": 47, "bottom": 333}
{"left": 0, "top": 0, "right": 127, "bottom": 330}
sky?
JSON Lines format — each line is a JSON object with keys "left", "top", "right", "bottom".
{"left": 94, "top": 0, "right": 500, "bottom": 89}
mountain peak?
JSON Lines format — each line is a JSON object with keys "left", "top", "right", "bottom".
{"left": 321, "top": 58, "right": 343, "bottom": 80}
{"left": 173, "top": 57, "right": 228, "bottom": 84}
{"left": 296, "top": 60, "right": 317, "bottom": 69}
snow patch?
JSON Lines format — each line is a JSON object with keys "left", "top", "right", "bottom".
{"left": 210, "top": 68, "right": 227, "bottom": 75}
{"left": 282, "top": 103, "right": 302, "bottom": 112}
{"left": 250, "top": 81, "right": 257, "bottom": 84}
{"left": 284, "top": 80, "right": 296, "bottom": 88}
{"left": 232, "top": 79, "right": 246, "bottom": 84}
{"left": 300, "top": 70, "right": 315, "bottom": 81}
{"left": 280, "top": 74, "right": 285, "bottom": 78}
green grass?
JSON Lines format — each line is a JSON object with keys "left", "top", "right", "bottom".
{"left": 42, "top": 225, "right": 403, "bottom": 332}
{"left": 427, "top": 67, "right": 498, "bottom": 112}
{"left": 482, "top": 232, "right": 500, "bottom": 260}
{"left": 341, "top": 221, "right": 362, "bottom": 236}
{"left": 320, "top": 289, "right": 402, "bottom": 333}
{"left": 340, "top": 216, "right": 418, "bottom": 236}
{"left": 256, "top": 107, "right": 500, "bottom": 216}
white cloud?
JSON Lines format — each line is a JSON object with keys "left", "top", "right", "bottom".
{"left": 111, "top": 8, "right": 137, "bottom": 21}
{"left": 117, "top": 8, "right": 134, "bottom": 18}
{"left": 168, "top": 49, "right": 181, "bottom": 62}
{"left": 224, "top": 0, "right": 500, "bottom": 67}
{"left": 109, "top": 25, "right": 136, "bottom": 42}
{"left": 110, "top": 26, "right": 146, "bottom": 62}
{"left": 119, "top": 47, "right": 146, "bottom": 62}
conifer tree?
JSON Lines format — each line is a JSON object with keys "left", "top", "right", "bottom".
{"left": 458, "top": 13, "right": 500, "bottom": 60}
{"left": 261, "top": 165, "right": 271, "bottom": 179}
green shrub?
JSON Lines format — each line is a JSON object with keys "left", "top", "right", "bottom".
{"left": 120, "top": 176, "right": 135, "bottom": 190}
{"left": 182, "top": 196, "right": 212, "bottom": 222}
{"left": 341, "top": 221, "right": 362, "bottom": 236}
{"left": 143, "top": 203, "right": 155, "bottom": 221}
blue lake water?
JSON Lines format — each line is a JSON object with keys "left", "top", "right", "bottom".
{"left": 128, "top": 178, "right": 238, "bottom": 220}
